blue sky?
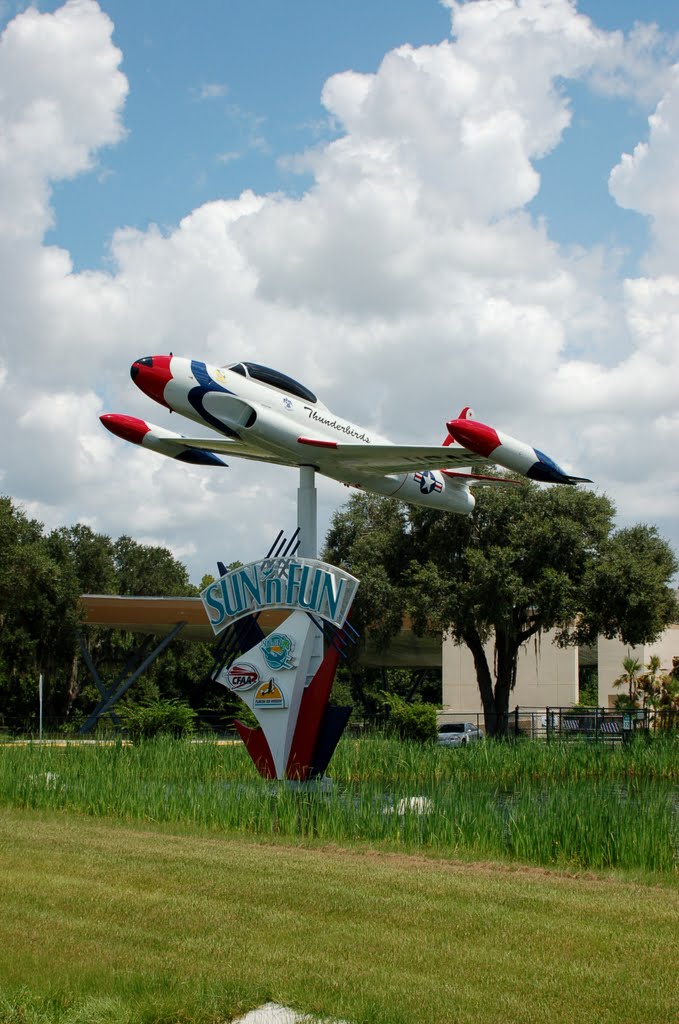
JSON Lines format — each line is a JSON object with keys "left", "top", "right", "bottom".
{"left": 1, "top": 0, "right": 679, "bottom": 581}
{"left": 45, "top": 0, "right": 455, "bottom": 268}
{"left": 15, "top": 0, "right": 679, "bottom": 273}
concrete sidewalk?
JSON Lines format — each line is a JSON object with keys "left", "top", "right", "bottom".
{"left": 234, "top": 1002, "right": 350, "bottom": 1024}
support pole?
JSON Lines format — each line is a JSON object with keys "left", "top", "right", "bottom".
{"left": 297, "top": 465, "right": 317, "bottom": 559}
{"left": 296, "top": 465, "right": 323, "bottom": 687}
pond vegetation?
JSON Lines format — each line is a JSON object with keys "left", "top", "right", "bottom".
{"left": 1, "top": 733, "right": 677, "bottom": 874}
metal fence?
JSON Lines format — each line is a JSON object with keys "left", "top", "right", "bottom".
{"left": 438, "top": 705, "right": 678, "bottom": 740}
{"left": 2, "top": 706, "right": 677, "bottom": 742}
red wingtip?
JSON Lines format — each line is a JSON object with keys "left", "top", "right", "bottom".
{"left": 100, "top": 414, "right": 150, "bottom": 445}
{"left": 446, "top": 417, "right": 501, "bottom": 458}
{"left": 443, "top": 407, "right": 474, "bottom": 446}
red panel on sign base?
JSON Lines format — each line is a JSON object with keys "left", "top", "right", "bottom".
{"left": 286, "top": 643, "right": 342, "bottom": 781}
{"left": 234, "top": 720, "right": 276, "bottom": 779}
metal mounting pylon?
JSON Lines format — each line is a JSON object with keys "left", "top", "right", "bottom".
{"left": 297, "top": 465, "right": 317, "bottom": 559}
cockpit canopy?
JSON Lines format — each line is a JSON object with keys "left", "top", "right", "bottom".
{"left": 225, "top": 362, "right": 317, "bottom": 404}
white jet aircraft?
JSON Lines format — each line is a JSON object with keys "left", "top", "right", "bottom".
{"left": 101, "top": 355, "right": 590, "bottom": 515}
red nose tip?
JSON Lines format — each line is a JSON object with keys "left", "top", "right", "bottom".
{"left": 130, "top": 355, "right": 172, "bottom": 409}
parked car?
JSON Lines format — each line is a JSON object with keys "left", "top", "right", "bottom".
{"left": 437, "top": 722, "right": 484, "bottom": 746}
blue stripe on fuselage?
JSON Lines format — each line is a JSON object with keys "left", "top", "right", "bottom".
{"left": 189, "top": 360, "right": 239, "bottom": 438}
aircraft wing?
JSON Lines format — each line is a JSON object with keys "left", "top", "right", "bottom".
{"left": 297, "top": 439, "right": 493, "bottom": 474}
{"left": 178, "top": 435, "right": 298, "bottom": 467}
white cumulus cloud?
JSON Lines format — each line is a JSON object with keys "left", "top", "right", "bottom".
{"left": 0, "top": 0, "right": 678, "bottom": 582}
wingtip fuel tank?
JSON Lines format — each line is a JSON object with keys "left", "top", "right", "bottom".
{"left": 100, "top": 413, "right": 228, "bottom": 467}
{"left": 445, "top": 416, "right": 591, "bottom": 486}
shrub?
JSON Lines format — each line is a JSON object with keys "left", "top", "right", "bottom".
{"left": 118, "top": 698, "right": 196, "bottom": 740}
{"left": 381, "top": 692, "right": 438, "bottom": 743}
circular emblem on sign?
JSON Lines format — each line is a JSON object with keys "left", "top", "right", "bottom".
{"left": 261, "top": 633, "right": 295, "bottom": 671}
{"left": 226, "top": 662, "right": 260, "bottom": 691}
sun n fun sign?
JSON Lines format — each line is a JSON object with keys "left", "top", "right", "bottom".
{"left": 200, "top": 557, "right": 359, "bottom": 635}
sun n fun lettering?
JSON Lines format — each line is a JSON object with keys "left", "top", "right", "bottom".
{"left": 201, "top": 557, "right": 359, "bottom": 635}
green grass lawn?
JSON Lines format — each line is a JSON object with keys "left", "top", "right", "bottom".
{"left": 1, "top": 807, "right": 677, "bottom": 1024}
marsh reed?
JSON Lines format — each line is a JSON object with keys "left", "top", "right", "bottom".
{"left": 1, "top": 734, "right": 676, "bottom": 872}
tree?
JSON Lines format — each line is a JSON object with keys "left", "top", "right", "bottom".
{"left": 113, "top": 536, "right": 193, "bottom": 596}
{"left": 0, "top": 497, "right": 215, "bottom": 728}
{"left": 325, "top": 486, "right": 678, "bottom": 737}
{"left": 612, "top": 655, "right": 643, "bottom": 707}
{"left": 0, "top": 497, "right": 81, "bottom": 723}
{"left": 655, "top": 658, "right": 679, "bottom": 726}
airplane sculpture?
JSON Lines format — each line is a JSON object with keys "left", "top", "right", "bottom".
{"left": 101, "top": 355, "right": 590, "bottom": 515}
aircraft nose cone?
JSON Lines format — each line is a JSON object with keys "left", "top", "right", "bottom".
{"left": 130, "top": 355, "right": 172, "bottom": 409}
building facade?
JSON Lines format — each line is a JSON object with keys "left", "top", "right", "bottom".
{"left": 441, "top": 625, "right": 679, "bottom": 715}
{"left": 441, "top": 629, "right": 578, "bottom": 715}
{"left": 597, "top": 624, "right": 679, "bottom": 707}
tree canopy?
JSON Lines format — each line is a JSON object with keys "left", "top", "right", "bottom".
{"left": 0, "top": 496, "right": 235, "bottom": 731}
{"left": 324, "top": 484, "right": 678, "bottom": 736}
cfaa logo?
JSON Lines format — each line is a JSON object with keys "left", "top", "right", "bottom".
{"left": 254, "top": 680, "right": 287, "bottom": 709}
{"left": 261, "top": 633, "right": 295, "bottom": 671}
{"left": 226, "top": 663, "right": 260, "bottom": 691}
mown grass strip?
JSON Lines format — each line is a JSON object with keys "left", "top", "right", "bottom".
{"left": 1, "top": 808, "right": 678, "bottom": 1024}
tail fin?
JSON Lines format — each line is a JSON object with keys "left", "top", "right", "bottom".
{"left": 442, "top": 406, "right": 473, "bottom": 446}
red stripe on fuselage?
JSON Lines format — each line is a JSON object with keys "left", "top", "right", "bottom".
{"left": 297, "top": 437, "right": 338, "bottom": 449}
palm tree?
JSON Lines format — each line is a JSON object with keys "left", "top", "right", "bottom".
{"left": 612, "top": 655, "right": 643, "bottom": 706}
{"left": 638, "top": 654, "right": 663, "bottom": 709}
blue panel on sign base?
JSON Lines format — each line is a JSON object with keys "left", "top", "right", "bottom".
{"left": 234, "top": 614, "right": 265, "bottom": 651}
{"left": 308, "top": 704, "right": 353, "bottom": 779}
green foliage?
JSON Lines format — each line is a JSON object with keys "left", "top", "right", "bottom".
{"left": 113, "top": 535, "right": 195, "bottom": 597}
{"left": 0, "top": 495, "right": 214, "bottom": 729}
{"left": 612, "top": 655, "right": 644, "bottom": 704}
{"left": 613, "top": 654, "right": 679, "bottom": 718}
{"left": 381, "top": 691, "right": 438, "bottom": 742}
{"left": 324, "top": 494, "right": 409, "bottom": 650}
{"left": 579, "top": 525, "right": 678, "bottom": 647}
{"left": 118, "top": 698, "right": 197, "bottom": 739}
{"left": 0, "top": 497, "right": 81, "bottom": 723}
{"left": 577, "top": 665, "right": 598, "bottom": 706}
{"left": 325, "top": 487, "right": 678, "bottom": 738}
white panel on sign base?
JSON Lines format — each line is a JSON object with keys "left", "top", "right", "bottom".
{"left": 215, "top": 609, "right": 322, "bottom": 778}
